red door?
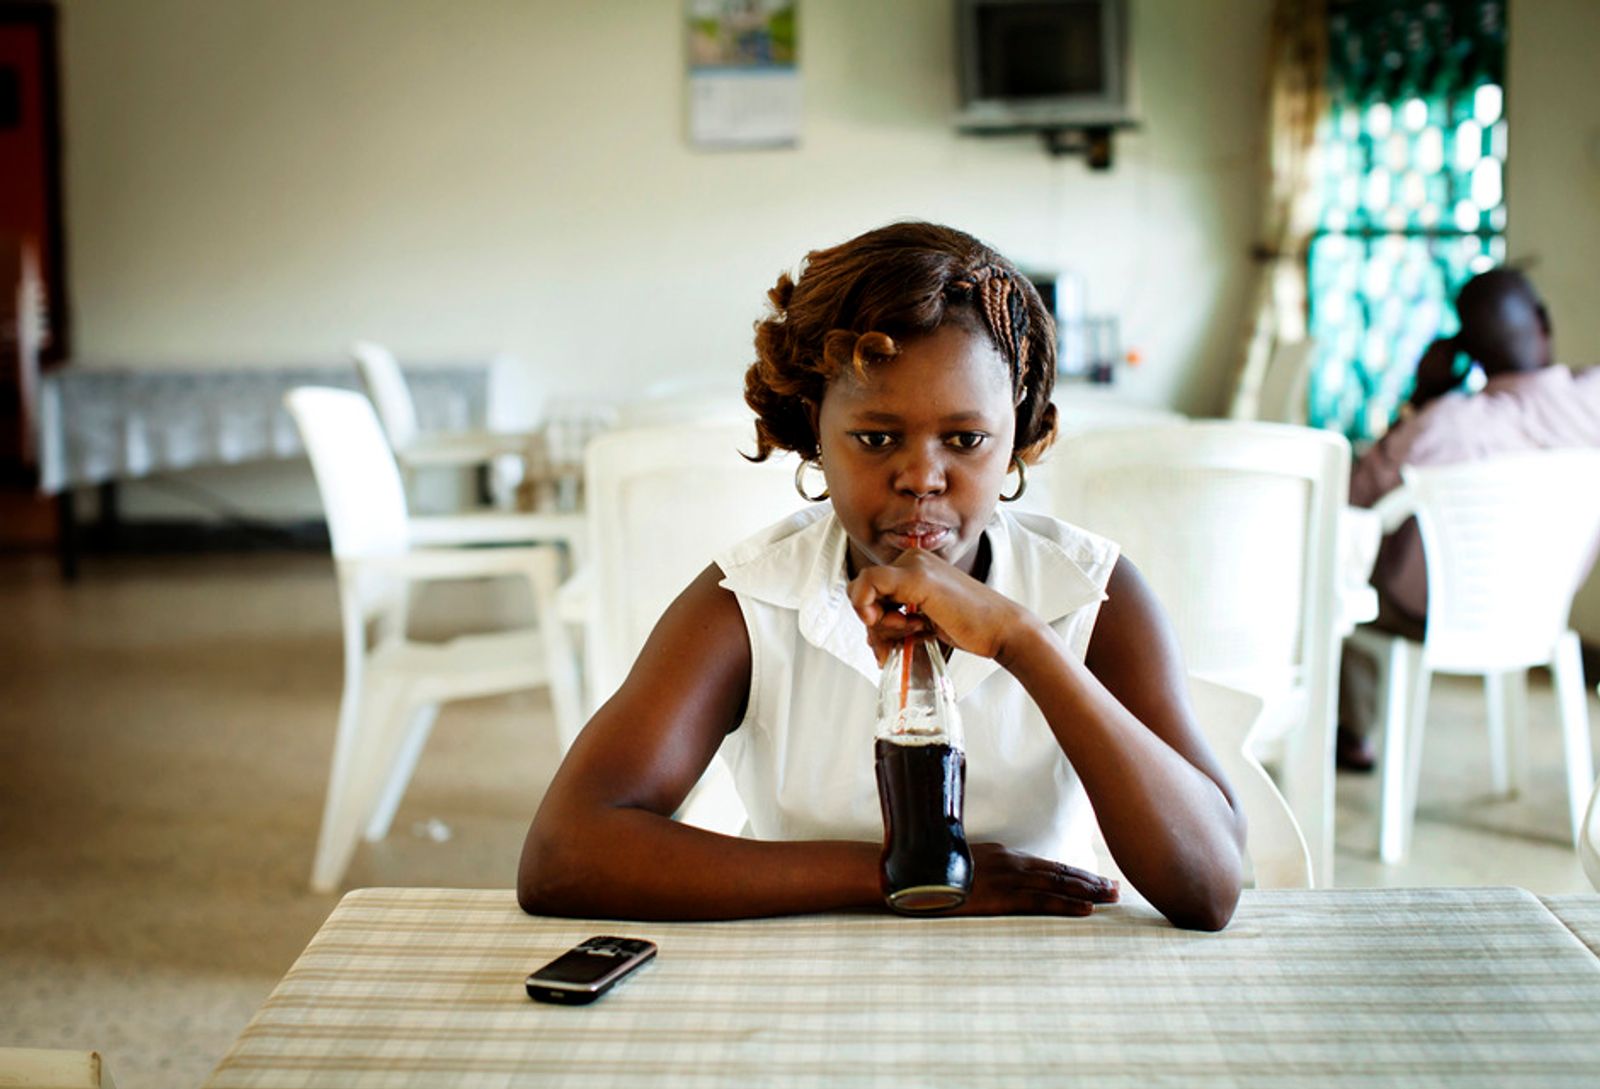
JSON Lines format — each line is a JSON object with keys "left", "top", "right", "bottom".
{"left": 0, "top": 1, "right": 65, "bottom": 541}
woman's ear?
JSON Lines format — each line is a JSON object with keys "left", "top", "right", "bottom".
{"left": 1014, "top": 400, "right": 1058, "bottom": 464}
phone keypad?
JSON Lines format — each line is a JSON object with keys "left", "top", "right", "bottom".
{"left": 582, "top": 937, "right": 649, "bottom": 957}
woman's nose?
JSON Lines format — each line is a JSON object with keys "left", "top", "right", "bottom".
{"left": 893, "top": 446, "right": 947, "bottom": 498}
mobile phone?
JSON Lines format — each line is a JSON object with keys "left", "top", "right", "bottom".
{"left": 1454, "top": 350, "right": 1487, "bottom": 393}
{"left": 525, "top": 936, "right": 657, "bottom": 1005}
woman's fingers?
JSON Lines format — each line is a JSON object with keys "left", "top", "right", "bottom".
{"left": 1027, "top": 862, "right": 1120, "bottom": 903}
{"left": 849, "top": 553, "right": 1012, "bottom": 660}
{"left": 847, "top": 564, "right": 918, "bottom": 622}
{"left": 956, "top": 844, "right": 1119, "bottom": 916}
{"left": 872, "top": 611, "right": 931, "bottom": 638}
{"left": 865, "top": 615, "right": 936, "bottom": 666}
{"left": 1023, "top": 894, "right": 1095, "bottom": 917}
{"left": 850, "top": 564, "right": 940, "bottom": 663}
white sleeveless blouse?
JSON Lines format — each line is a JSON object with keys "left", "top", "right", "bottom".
{"left": 715, "top": 504, "right": 1120, "bottom": 869}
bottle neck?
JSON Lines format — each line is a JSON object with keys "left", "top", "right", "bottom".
{"left": 876, "top": 636, "right": 963, "bottom": 747}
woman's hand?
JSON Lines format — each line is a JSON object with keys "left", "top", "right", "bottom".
{"left": 846, "top": 549, "right": 1040, "bottom": 666}
{"left": 950, "top": 843, "right": 1120, "bottom": 917}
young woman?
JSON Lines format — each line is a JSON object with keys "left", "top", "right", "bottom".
{"left": 519, "top": 222, "right": 1244, "bottom": 930}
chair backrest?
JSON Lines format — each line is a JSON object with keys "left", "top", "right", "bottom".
{"left": 285, "top": 387, "right": 411, "bottom": 562}
{"left": 287, "top": 386, "right": 414, "bottom": 652}
{"left": 1051, "top": 421, "right": 1350, "bottom": 719}
{"left": 1404, "top": 448, "right": 1600, "bottom": 671}
{"left": 582, "top": 418, "right": 803, "bottom": 711}
{"left": 485, "top": 352, "right": 547, "bottom": 433}
{"left": 618, "top": 378, "right": 752, "bottom": 429}
{"left": 351, "top": 340, "right": 419, "bottom": 450}
{"left": 1186, "top": 674, "right": 1312, "bottom": 888}
{"left": 1253, "top": 338, "right": 1316, "bottom": 426}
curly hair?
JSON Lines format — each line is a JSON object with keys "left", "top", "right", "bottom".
{"left": 744, "top": 221, "right": 1058, "bottom": 463}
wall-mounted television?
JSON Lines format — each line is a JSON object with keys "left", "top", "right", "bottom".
{"left": 955, "top": 0, "right": 1135, "bottom": 132}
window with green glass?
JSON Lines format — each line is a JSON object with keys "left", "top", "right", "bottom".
{"left": 1307, "top": 0, "right": 1507, "bottom": 441}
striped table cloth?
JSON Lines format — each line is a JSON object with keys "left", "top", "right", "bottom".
{"left": 1543, "top": 895, "right": 1600, "bottom": 958}
{"left": 205, "top": 886, "right": 1600, "bottom": 1088}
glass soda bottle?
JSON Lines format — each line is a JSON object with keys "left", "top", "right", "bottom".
{"left": 874, "top": 633, "right": 974, "bottom": 913}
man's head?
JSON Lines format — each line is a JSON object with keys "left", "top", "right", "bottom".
{"left": 1455, "top": 268, "right": 1552, "bottom": 376}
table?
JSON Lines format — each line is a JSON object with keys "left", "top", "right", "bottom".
{"left": 204, "top": 886, "right": 1600, "bottom": 1088}
{"left": 37, "top": 365, "right": 488, "bottom": 496}
{"left": 1544, "top": 894, "right": 1600, "bottom": 958}
{"left": 36, "top": 365, "right": 487, "bottom": 577}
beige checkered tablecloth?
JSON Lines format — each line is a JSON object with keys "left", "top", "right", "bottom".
{"left": 205, "top": 887, "right": 1600, "bottom": 1088}
{"left": 1543, "top": 894, "right": 1600, "bottom": 958}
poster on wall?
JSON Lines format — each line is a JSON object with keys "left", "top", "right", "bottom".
{"left": 686, "top": 1, "right": 799, "bottom": 150}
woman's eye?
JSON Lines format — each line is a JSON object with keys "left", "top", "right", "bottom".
{"left": 947, "top": 432, "right": 988, "bottom": 450}
{"left": 852, "top": 432, "right": 895, "bottom": 450}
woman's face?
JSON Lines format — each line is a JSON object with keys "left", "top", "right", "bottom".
{"left": 816, "top": 321, "right": 1017, "bottom": 577}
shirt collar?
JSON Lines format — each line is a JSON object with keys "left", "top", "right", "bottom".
{"left": 720, "top": 505, "right": 1107, "bottom": 697}
{"left": 1482, "top": 366, "right": 1567, "bottom": 395}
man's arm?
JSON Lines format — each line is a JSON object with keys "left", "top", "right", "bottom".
{"left": 1408, "top": 336, "right": 1466, "bottom": 410}
{"left": 1350, "top": 338, "right": 1461, "bottom": 508}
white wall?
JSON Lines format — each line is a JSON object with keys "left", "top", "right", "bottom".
{"left": 1506, "top": 0, "right": 1600, "bottom": 641}
{"left": 59, "top": 0, "right": 1271, "bottom": 416}
{"left": 52, "top": 1, "right": 1600, "bottom": 642}
{"left": 1507, "top": 0, "right": 1600, "bottom": 368}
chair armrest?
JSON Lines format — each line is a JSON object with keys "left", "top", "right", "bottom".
{"left": 1372, "top": 486, "right": 1416, "bottom": 534}
{"left": 342, "top": 546, "right": 559, "bottom": 585}
{"left": 554, "top": 564, "right": 592, "bottom": 626}
{"left": 409, "top": 511, "right": 586, "bottom": 550}
{"left": 398, "top": 429, "right": 541, "bottom": 468}
{"left": 1338, "top": 585, "right": 1379, "bottom": 635}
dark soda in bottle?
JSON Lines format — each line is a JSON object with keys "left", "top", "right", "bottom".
{"left": 874, "top": 634, "right": 973, "bottom": 913}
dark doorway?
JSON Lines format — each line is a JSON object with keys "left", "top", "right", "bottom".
{"left": 0, "top": 0, "right": 67, "bottom": 548}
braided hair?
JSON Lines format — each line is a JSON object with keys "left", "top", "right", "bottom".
{"left": 744, "top": 222, "right": 1058, "bottom": 463}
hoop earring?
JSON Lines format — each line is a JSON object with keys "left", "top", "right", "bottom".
{"left": 794, "top": 458, "right": 829, "bottom": 502}
{"left": 999, "top": 455, "right": 1027, "bottom": 502}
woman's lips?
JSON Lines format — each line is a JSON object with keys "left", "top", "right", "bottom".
{"left": 881, "top": 524, "right": 952, "bottom": 551}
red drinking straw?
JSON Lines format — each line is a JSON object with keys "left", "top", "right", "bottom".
{"left": 898, "top": 534, "right": 923, "bottom": 713}
{"left": 898, "top": 621, "right": 914, "bottom": 713}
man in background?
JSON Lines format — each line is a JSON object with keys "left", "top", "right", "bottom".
{"left": 1338, "top": 268, "right": 1600, "bottom": 770}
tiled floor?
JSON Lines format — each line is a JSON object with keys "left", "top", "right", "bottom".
{"left": 1, "top": 552, "right": 1595, "bottom": 1088}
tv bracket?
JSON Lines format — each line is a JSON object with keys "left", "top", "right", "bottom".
{"left": 1039, "top": 125, "right": 1124, "bottom": 170}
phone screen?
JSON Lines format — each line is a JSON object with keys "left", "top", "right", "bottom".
{"left": 1454, "top": 349, "right": 1487, "bottom": 393}
{"left": 535, "top": 948, "right": 625, "bottom": 985}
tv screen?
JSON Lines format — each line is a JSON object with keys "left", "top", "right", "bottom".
{"left": 976, "top": 2, "right": 1106, "bottom": 99}
{"left": 956, "top": 0, "right": 1132, "bottom": 131}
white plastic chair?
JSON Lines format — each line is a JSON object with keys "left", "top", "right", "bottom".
{"left": 286, "top": 387, "right": 582, "bottom": 892}
{"left": 1581, "top": 768, "right": 1600, "bottom": 891}
{"left": 1053, "top": 421, "right": 1351, "bottom": 887}
{"left": 349, "top": 345, "right": 586, "bottom": 556}
{"left": 1346, "top": 449, "right": 1600, "bottom": 863}
{"left": 1019, "top": 395, "right": 1188, "bottom": 520}
{"left": 351, "top": 341, "right": 542, "bottom": 504}
{"left": 616, "top": 378, "right": 752, "bottom": 429}
{"left": 575, "top": 419, "right": 802, "bottom": 832}
{"left": 1251, "top": 338, "right": 1316, "bottom": 426}
{"left": 1186, "top": 674, "right": 1312, "bottom": 889}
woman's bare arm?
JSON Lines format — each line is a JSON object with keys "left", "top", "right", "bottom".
{"left": 521, "top": 562, "right": 1122, "bottom": 921}
{"left": 850, "top": 553, "right": 1245, "bottom": 930}
{"left": 1028, "top": 558, "right": 1244, "bottom": 930}
{"left": 518, "top": 564, "right": 883, "bottom": 920}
